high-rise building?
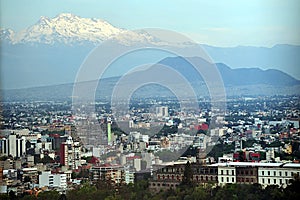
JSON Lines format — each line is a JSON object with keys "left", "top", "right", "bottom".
{"left": 156, "top": 106, "right": 169, "bottom": 117}
{"left": 60, "top": 136, "right": 81, "bottom": 170}
{"left": 107, "top": 117, "right": 112, "bottom": 144}
{"left": 0, "top": 133, "right": 26, "bottom": 158}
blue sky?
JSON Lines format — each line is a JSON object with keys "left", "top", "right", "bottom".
{"left": 1, "top": 0, "right": 299, "bottom": 47}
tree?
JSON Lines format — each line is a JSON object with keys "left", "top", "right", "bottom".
{"left": 24, "top": 176, "right": 31, "bottom": 183}
{"left": 37, "top": 191, "right": 60, "bottom": 200}
{"left": 180, "top": 161, "right": 194, "bottom": 188}
{"left": 8, "top": 190, "right": 17, "bottom": 200}
{"left": 284, "top": 174, "right": 300, "bottom": 199}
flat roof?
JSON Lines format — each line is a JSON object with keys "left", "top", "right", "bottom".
{"left": 283, "top": 163, "right": 300, "bottom": 168}
{"left": 209, "top": 162, "right": 283, "bottom": 167}
{"left": 22, "top": 168, "right": 38, "bottom": 171}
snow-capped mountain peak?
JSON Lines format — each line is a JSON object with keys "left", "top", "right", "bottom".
{"left": 5, "top": 13, "right": 125, "bottom": 45}
{"left": 1, "top": 13, "right": 183, "bottom": 47}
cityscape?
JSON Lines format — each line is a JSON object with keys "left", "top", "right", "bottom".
{"left": 0, "top": 95, "right": 299, "bottom": 199}
{"left": 1, "top": 1, "right": 300, "bottom": 200}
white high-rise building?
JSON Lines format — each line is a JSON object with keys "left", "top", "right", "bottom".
{"left": 0, "top": 134, "right": 26, "bottom": 158}
{"left": 156, "top": 106, "right": 169, "bottom": 117}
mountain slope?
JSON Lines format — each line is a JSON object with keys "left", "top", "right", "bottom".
{"left": 159, "top": 56, "right": 300, "bottom": 87}
{"left": 2, "top": 57, "right": 300, "bottom": 102}
{"left": 202, "top": 44, "right": 300, "bottom": 81}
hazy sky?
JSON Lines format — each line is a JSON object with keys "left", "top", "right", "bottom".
{"left": 1, "top": 0, "right": 300, "bottom": 47}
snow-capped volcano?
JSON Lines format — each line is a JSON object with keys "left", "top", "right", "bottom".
{"left": 1, "top": 13, "right": 137, "bottom": 45}
{"left": 1, "top": 13, "right": 189, "bottom": 46}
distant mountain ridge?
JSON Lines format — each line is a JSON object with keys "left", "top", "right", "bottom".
{"left": 1, "top": 13, "right": 299, "bottom": 90}
{"left": 2, "top": 57, "right": 300, "bottom": 102}
{"left": 158, "top": 56, "right": 300, "bottom": 87}
{"left": 202, "top": 44, "right": 300, "bottom": 81}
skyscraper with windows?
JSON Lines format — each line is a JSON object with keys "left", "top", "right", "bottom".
{"left": 0, "top": 133, "right": 26, "bottom": 158}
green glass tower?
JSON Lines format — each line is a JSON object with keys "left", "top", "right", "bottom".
{"left": 107, "top": 117, "right": 112, "bottom": 144}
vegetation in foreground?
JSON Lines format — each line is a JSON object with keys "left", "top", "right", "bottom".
{"left": 1, "top": 175, "right": 299, "bottom": 200}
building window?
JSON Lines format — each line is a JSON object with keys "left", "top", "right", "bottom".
{"left": 221, "top": 177, "right": 224, "bottom": 182}
{"left": 262, "top": 178, "right": 264, "bottom": 184}
{"left": 227, "top": 177, "right": 229, "bottom": 182}
{"left": 226, "top": 170, "right": 229, "bottom": 175}
{"left": 274, "top": 179, "right": 276, "bottom": 184}
{"left": 285, "top": 172, "right": 288, "bottom": 176}
{"left": 268, "top": 171, "right": 270, "bottom": 176}
{"left": 232, "top": 177, "right": 234, "bottom": 182}
{"left": 273, "top": 171, "right": 276, "bottom": 176}
{"left": 279, "top": 179, "right": 282, "bottom": 184}
{"left": 221, "top": 170, "right": 223, "bottom": 175}
{"left": 279, "top": 172, "right": 282, "bottom": 176}
{"left": 268, "top": 179, "right": 270, "bottom": 184}
{"left": 232, "top": 170, "right": 234, "bottom": 175}
{"left": 262, "top": 171, "right": 264, "bottom": 176}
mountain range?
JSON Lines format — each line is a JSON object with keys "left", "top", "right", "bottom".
{"left": 0, "top": 13, "right": 299, "bottom": 99}
{"left": 2, "top": 56, "right": 300, "bottom": 102}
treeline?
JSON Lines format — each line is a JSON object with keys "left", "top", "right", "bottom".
{"left": 1, "top": 176, "right": 299, "bottom": 200}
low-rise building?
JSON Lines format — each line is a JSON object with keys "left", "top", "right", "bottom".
{"left": 149, "top": 162, "right": 218, "bottom": 192}
{"left": 39, "top": 171, "right": 67, "bottom": 189}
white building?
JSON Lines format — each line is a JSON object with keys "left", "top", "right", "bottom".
{"left": 39, "top": 171, "right": 67, "bottom": 189}
{"left": 134, "top": 158, "right": 141, "bottom": 172}
{"left": 258, "top": 163, "right": 300, "bottom": 188}
{"left": 156, "top": 106, "right": 169, "bottom": 117}
{"left": 0, "top": 134, "right": 26, "bottom": 158}
{"left": 124, "top": 166, "right": 135, "bottom": 184}
{"left": 212, "top": 162, "right": 300, "bottom": 188}
{"left": 218, "top": 165, "right": 236, "bottom": 186}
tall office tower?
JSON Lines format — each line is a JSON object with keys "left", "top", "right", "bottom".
{"left": 0, "top": 133, "right": 26, "bottom": 158}
{"left": 156, "top": 106, "right": 169, "bottom": 117}
{"left": 107, "top": 117, "right": 112, "bottom": 144}
{"left": 60, "top": 136, "right": 81, "bottom": 170}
